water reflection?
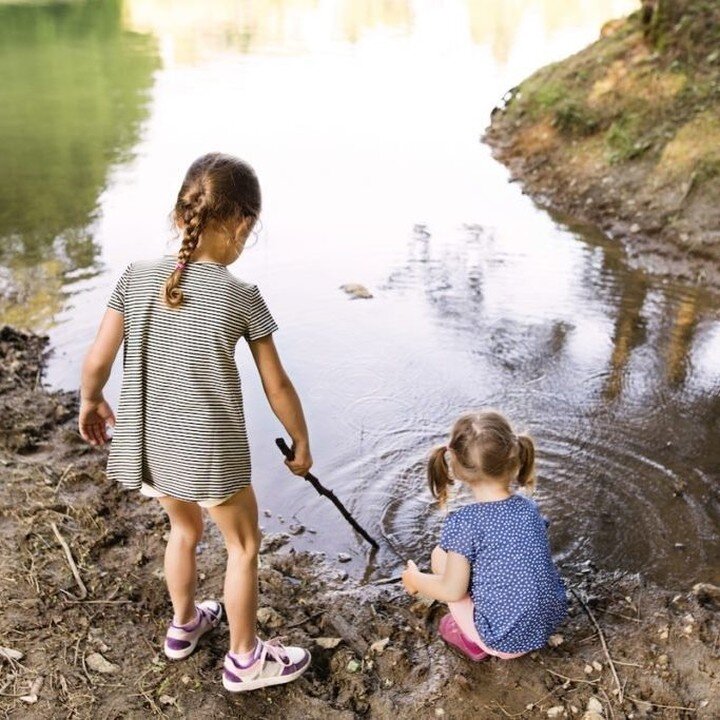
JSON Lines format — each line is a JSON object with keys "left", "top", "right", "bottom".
{"left": 377, "top": 221, "right": 720, "bottom": 585}
{"left": 0, "top": 0, "right": 158, "bottom": 328}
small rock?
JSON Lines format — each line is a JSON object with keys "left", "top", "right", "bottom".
{"left": 547, "top": 633, "right": 564, "bottom": 648}
{"left": 370, "top": 637, "right": 390, "bottom": 654}
{"left": 547, "top": 706, "right": 564, "bottom": 718}
{"left": 630, "top": 223, "right": 641, "bottom": 233}
{"left": 86, "top": 652, "right": 119, "bottom": 674}
{"left": 658, "top": 625, "right": 669, "bottom": 640}
{"left": 435, "top": 710, "right": 445, "bottom": 718}
{"left": 260, "top": 533, "right": 290, "bottom": 554}
{"left": 181, "top": 675, "right": 191, "bottom": 684}
{"left": 693, "top": 582, "right": 720, "bottom": 608}
{"left": 256, "top": 607, "right": 284, "bottom": 629}
{"left": 583, "top": 664, "right": 594, "bottom": 675}
{"left": 582, "top": 713, "right": 603, "bottom": 720}
{"left": 289, "top": 523, "right": 305, "bottom": 535}
{"left": 20, "top": 677, "right": 44, "bottom": 704}
{"left": 346, "top": 659, "right": 361, "bottom": 673}
{"left": 586, "top": 697, "right": 603, "bottom": 714}
{"left": 315, "top": 637, "right": 342, "bottom": 649}
{"left": 657, "top": 654, "right": 669, "bottom": 666}
{"left": 337, "top": 553, "right": 352, "bottom": 563}
{"left": 591, "top": 660, "right": 603, "bottom": 671}
{"left": 159, "top": 695, "right": 176, "bottom": 706}
{"left": 0, "top": 646, "right": 23, "bottom": 661}
{"left": 340, "top": 283, "right": 373, "bottom": 299}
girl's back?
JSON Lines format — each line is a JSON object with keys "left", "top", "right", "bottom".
{"left": 106, "top": 255, "right": 277, "bottom": 502}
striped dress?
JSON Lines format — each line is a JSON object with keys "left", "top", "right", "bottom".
{"left": 105, "top": 255, "right": 278, "bottom": 502}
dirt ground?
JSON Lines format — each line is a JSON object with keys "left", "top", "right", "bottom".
{"left": 484, "top": 3, "right": 720, "bottom": 295}
{"left": 0, "top": 325, "right": 718, "bottom": 719}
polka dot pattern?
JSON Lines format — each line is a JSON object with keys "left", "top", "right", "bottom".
{"left": 440, "top": 494, "right": 567, "bottom": 654}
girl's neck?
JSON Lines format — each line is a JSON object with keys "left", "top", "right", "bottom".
{"left": 469, "top": 479, "right": 513, "bottom": 503}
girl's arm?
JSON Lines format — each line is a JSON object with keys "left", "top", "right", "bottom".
{"left": 402, "top": 554, "right": 471, "bottom": 603}
{"left": 78, "top": 308, "right": 125, "bottom": 445}
{"left": 248, "top": 335, "right": 312, "bottom": 476}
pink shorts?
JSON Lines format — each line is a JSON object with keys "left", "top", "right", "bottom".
{"left": 448, "top": 595, "right": 526, "bottom": 660}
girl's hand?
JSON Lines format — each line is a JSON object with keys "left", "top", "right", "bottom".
{"left": 402, "top": 559, "right": 420, "bottom": 595}
{"left": 285, "top": 441, "right": 312, "bottom": 476}
{"left": 78, "top": 397, "right": 116, "bottom": 446}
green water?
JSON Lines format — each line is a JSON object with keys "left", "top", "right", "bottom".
{"left": 0, "top": 0, "right": 158, "bottom": 326}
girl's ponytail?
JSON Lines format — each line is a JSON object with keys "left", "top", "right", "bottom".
{"left": 428, "top": 446, "right": 453, "bottom": 507}
{"left": 516, "top": 434, "right": 536, "bottom": 490}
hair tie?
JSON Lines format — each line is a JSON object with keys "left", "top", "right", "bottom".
{"left": 175, "top": 261, "right": 186, "bottom": 271}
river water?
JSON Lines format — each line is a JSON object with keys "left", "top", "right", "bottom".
{"left": 1, "top": 0, "right": 718, "bottom": 587}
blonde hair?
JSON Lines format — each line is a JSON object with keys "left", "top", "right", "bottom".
{"left": 428, "top": 410, "right": 535, "bottom": 506}
{"left": 163, "top": 152, "right": 261, "bottom": 308}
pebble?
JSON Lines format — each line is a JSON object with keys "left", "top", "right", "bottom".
{"left": 316, "top": 637, "right": 342, "bottom": 649}
{"left": 591, "top": 660, "right": 603, "bottom": 671}
{"left": 370, "top": 638, "right": 390, "bottom": 654}
{"left": 630, "top": 223, "right": 641, "bottom": 233}
{"left": 547, "top": 706, "right": 565, "bottom": 718}
{"left": 547, "top": 633, "right": 564, "bottom": 647}
{"left": 346, "top": 659, "right": 361, "bottom": 673}
{"left": 86, "top": 652, "right": 119, "bottom": 674}
{"left": 583, "top": 664, "right": 594, "bottom": 675}
{"left": 0, "top": 646, "right": 23, "bottom": 661}
{"left": 340, "top": 283, "right": 373, "bottom": 299}
{"left": 256, "top": 607, "right": 284, "bottom": 629}
{"left": 586, "top": 697, "right": 603, "bottom": 714}
{"left": 337, "top": 553, "right": 352, "bottom": 563}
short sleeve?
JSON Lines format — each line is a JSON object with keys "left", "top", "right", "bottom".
{"left": 244, "top": 285, "right": 278, "bottom": 342}
{"left": 439, "top": 511, "right": 476, "bottom": 563}
{"left": 106, "top": 263, "right": 134, "bottom": 314}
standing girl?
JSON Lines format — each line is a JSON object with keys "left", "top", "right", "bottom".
{"left": 79, "top": 153, "right": 312, "bottom": 692}
{"left": 402, "top": 410, "right": 566, "bottom": 661}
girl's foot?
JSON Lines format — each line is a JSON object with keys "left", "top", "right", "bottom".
{"left": 222, "top": 637, "right": 311, "bottom": 692}
{"left": 164, "top": 600, "right": 223, "bottom": 660}
{"left": 438, "top": 614, "right": 489, "bottom": 662}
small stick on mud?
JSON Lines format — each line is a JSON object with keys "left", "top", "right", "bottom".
{"left": 571, "top": 588, "right": 623, "bottom": 704}
{"left": 51, "top": 522, "right": 88, "bottom": 600}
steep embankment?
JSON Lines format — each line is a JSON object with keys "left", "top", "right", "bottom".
{"left": 485, "top": 1, "right": 720, "bottom": 291}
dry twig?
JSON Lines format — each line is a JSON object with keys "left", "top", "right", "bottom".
{"left": 51, "top": 522, "right": 88, "bottom": 600}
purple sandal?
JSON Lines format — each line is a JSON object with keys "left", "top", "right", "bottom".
{"left": 164, "top": 600, "right": 223, "bottom": 660}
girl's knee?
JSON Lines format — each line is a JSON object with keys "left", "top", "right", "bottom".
{"left": 227, "top": 533, "right": 260, "bottom": 561}
{"left": 170, "top": 517, "right": 204, "bottom": 547}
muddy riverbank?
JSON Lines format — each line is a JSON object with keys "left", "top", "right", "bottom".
{"left": 484, "top": 2, "right": 720, "bottom": 294}
{"left": 0, "top": 325, "right": 718, "bottom": 719}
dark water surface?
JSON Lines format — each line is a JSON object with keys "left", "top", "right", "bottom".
{"left": 1, "top": 0, "right": 718, "bottom": 587}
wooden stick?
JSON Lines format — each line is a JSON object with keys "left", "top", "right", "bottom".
{"left": 626, "top": 695, "right": 698, "bottom": 712}
{"left": 275, "top": 438, "right": 379, "bottom": 549}
{"left": 570, "top": 588, "right": 623, "bottom": 703}
{"left": 51, "top": 522, "right": 88, "bottom": 600}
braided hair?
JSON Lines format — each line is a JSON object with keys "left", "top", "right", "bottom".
{"left": 163, "top": 153, "right": 261, "bottom": 308}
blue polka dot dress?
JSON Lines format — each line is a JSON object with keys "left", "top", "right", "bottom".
{"left": 439, "top": 494, "right": 567, "bottom": 654}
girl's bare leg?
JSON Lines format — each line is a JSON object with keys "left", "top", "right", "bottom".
{"left": 207, "top": 486, "right": 260, "bottom": 655}
{"left": 158, "top": 496, "right": 204, "bottom": 625}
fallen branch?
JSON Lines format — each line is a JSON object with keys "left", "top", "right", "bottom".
{"left": 51, "top": 522, "right": 88, "bottom": 600}
{"left": 570, "top": 588, "right": 623, "bottom": 704}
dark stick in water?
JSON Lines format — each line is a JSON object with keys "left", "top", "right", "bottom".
{"left": 275, "top": 438, "right": 380, "bottom": 550}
